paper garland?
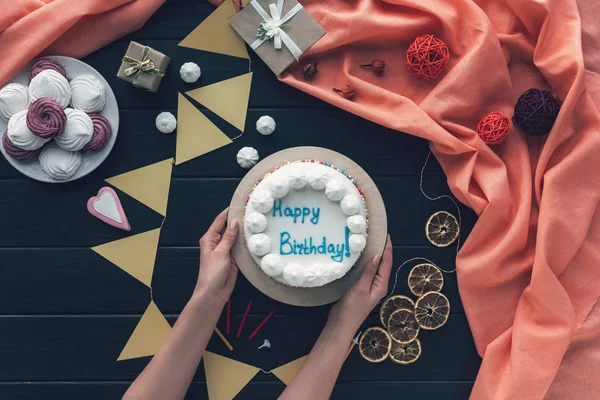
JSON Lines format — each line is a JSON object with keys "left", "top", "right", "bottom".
{"left": 176, "top": 93, "right": 233, "bottom": 165}
{"left": 186, "top": 73, "right": 253, "bottom": 132}
{"left": 178, "top": 0, "right": 249, "bottom": 59}
{"left": 271, "top": 355, "right": 308, "bottom": 385}
{"left": 118, "top": 301, "right": 172, "bottom": 361}
{"left": 92, "top": 228, "right": 161, "bottom": 287}
{"left": 204, "top": 351, "right": 260, "bottom": 399}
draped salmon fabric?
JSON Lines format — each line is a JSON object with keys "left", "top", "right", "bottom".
{"left": 278, "top": 0, "right": 600, "bottom": 398}
{"left": 0, "top": 0, "right": 165, "bottom": 87}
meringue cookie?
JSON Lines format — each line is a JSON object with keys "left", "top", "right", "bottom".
{"left": 248, "top": 233, "right": 271, "bottom": 256}
{"left": 283, "top": 263, "right": 307, "bottom": 286}
{"left": 306, "top": 263, "right": 329, "bottom": 287}
{"left": 269, "top": 176, "right": 290, "bottom": 199}
{"left": 29, "top": 58, "right": 66, "bottom": 82}
{"left": 340, "top": 195, "right": 361, "bottom": 215}
{"left": 256, "top": 115, "right": 276, "bottom": 135}
{"left": 69, "top": 75, "right": 106, "bottom": 113}
{"left": 261, "top": 254, "right": 284, "bottom": 277}
{"left": 83, "top": 114, "right": 112, "bottom": 151}
{"left": 245, "top": 212, "right": 268, "bottom": 233}
{"left": 325, "top": 179, "right": 346, "bottom": 201}
{"left": 7, "top": 110, "right": 49, "bottom": 150}
{"left": 55, "top": 108, "right": 93, "bottom": 151}
{"left": 347, "top": 215, "right": 367, "bottom": 234}
{"left": 155, "top": 112, "right": 177, "bottom": 134}
{"left": 308, "top": 169, "right": 329, "bottom": 190}
{"left": 39, "top": 143, "right": 82, "bottom": 180}
{"left": 237, "top": 147, "right": 259, "bottom": 169}
{"left": 288, "top": 168, "right": 307, "bottom": 189}
{"left": 349, "top": 234, "right": 367, "bottom": 252}
{"left": 26, "top": 98, "right": 66, "bottom": 139}
{"left": 2, "top": 133, "right": 40, "bottom": 160}
{"left": 29, "top": 69, "right": 71, "bottom": 108}
{"left": 0, "top": 83, "right": 29, "bottom": 121}
{"left": 251, "top": 189, "right": 274, "bottom": 213}
{"left": 180, "top": 62, "right": 201, "bottom": 83}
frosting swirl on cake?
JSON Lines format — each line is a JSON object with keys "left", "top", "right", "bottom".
{"left": 0, "top": 83, "right": 29, "bottom": 121}
{"left": 39, "top": 143, "right": 82, "bottom": 180}
{"left": 29, "top": 70, "right": 71, "bottom": 108}
{"left": 261, "top": 254, "right": 284, "bottom": 277}
{"left": 69, "top": 75, "right": 106, "bottom": 113}
{"left": 55, "top": 108, "right": 93, "bottom": 151}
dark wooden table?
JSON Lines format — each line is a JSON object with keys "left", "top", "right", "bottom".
{"left": 0, "top": 1, "right": 481, "bottom": 398}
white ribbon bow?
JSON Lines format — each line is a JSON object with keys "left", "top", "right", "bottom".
{"left": 250, "top": 0, "right": 304, "bottom": 60}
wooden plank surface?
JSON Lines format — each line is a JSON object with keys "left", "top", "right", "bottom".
{"left": 0, "top": 0, "right": 481, "bottom": 398}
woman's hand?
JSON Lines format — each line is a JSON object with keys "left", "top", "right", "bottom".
{"left": 195, "top": 209, "right": 239, "bottom": 306}
{"left": 328, "top": 235, "right": 393, "bottom": 333}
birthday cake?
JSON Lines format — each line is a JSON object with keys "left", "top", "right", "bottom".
{"left": 244, "top": 160, "right": 368, "bottom": 288}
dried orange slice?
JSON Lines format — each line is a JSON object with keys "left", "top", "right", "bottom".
{"left": 359, "top": 327, "right": 392, "bottom": 363}
{"left": 414, "top": 291, "right": 450, "bottom": 330}
{"left": 380, "top": 295, "right": 415, "bottom": 327}
{"left": 408, "top": 263, "right": 444, "bottom": 296}
{"left": 425, "top": 211, "right": 459, "bottom": 248}
{"left": 389, "top": 338, "right": 422, "bottom": 365}
{"left": 387, "top": 309, "right": 420, "bottom": 344}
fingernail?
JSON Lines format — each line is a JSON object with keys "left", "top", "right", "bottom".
{"left": 388, "top": 233, "right": 391, "bottom": 241}
{"left": 231, "top": 219, "right": 239, "bottom": 229}
{"left": 373, "top": 255, "right": 380, "bottom": 265}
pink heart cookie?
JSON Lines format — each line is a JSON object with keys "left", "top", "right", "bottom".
{"left": 87, "top": 187, "right": 131, "bottom": 231}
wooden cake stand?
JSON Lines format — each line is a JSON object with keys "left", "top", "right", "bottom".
{"left": 229, "top": 146, "right": 388, "bottom": 307}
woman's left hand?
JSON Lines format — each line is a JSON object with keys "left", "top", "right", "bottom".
{"left": 195, "top": 209, "right": 239, "bottom": 306}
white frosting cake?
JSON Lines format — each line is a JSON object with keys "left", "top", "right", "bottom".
{"left": 244, "top": 160, "right": 368, "bottom": 288}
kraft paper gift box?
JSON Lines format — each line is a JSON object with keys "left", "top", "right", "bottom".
{"left": 117, "top": 41, "right": 170, "bottom": 92}
{"left": 229, "top": 0, "right": 326, "bottom": 76}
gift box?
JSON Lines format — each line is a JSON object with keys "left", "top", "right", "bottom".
{"left": 229, "top": 0, "right": 326, "bottom": 76}
{"left": 117, "top": 41, "right": 170, "bottom": 92}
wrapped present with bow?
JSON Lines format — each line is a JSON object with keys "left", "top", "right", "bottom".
{"left": 117, "top": 41, "right": 170, "bottom": 92}
{"left": 230, "top": 0, "right": 326, "bottom": 75}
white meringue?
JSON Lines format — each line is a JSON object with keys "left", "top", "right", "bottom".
{"left": 325, "top": 179, "right": 346, "bottom": 201}
{"left": 251, "top": 189, "right": 274, "bottom": 213}
{"left": 308, "top": 168, "right": 329, "bottom": 190}
{"left": 347, "top": 215, "right": 367, "bottom": 234}
{"left": 256, "top": 115, "right": 276, "bottom": 135}
{"left": 288, "top": 168, "right": 307, "bottom": 189}
{"left": 248, "top": 233, "right": 271, "bottom": 256}
{"left": 69, "top": 75, "right": 106, "bottom": 113}
{"left": 306, "top": 263, "right": 329, "bottom": 287}
{"left": 0, "top": 83, "right": 29, "bottom": 121}
{"left": 7, "top": 110, "right": 49, "bottom": 150}
{"left": 237, "top": 147, "right": 259, "bottom": 169}
{"left": 269, "top": 176, "right": 290, "bottom": 199}
{"left": 283, "top": 263, "right": 307, "bottom": 286}
{"left": 39, "top": 143, "right": 82, "bottom": 180}
{"left": 245, "top": 212, "right": 268, "bottom": 233}
{"left": 29, "top": 70, "right": 71, "bottom": 108}
{"left": 260, "top": 254, "right": 284, "bottom": 277}
{"left": 349, "top": 234, "right": 367, "bottom": 252}
{"left": 155, "top": 112, "right": 177, "bottom": 134}
{"left": 55, "top": 108, "right": 93, "bottom": 151}
{"left": 180, "top": 62, "right": 201, "bottom": 83}
{"left": 330, "top": 262, "right": 348, "bottom": 280}
{"left": 340, "top": 195, "right": 361, "bottom": 215}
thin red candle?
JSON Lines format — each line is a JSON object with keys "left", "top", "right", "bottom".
{"left": 236, "top": 301, "right": 252, "bottom": 338}
{"left": 226, "top": 300, "right": 231, "bottom": 335}
{"left": 248, "top": 310, "right": 274, "bottom": 340}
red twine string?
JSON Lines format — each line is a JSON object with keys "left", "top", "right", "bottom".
{"left": 406, "top": 34, "right": 450, "bottom": 81}
{"left": 477, "top": 112, "right": 511, "bottom": 145}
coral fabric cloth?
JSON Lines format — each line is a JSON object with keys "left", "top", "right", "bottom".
{"left": 277, "top": 0, "right": 600, "bottom": 398}
{"left": 0, "top": 0, "right": 166, "bottom": 87}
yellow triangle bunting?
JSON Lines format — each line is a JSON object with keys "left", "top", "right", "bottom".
{"left": 186, "top": 72, "right": 252, "bottom": 132}
{"left": 117, "top": 301, "right": 171, "bottom": 361}
{"left": 178, "top": 0, "right": 249, "bottom": 59}
{"left": 92, "top": 228, "right": 161, "bottom": 287}
{"left": 203, "top": 351, "right": 260, "bottom": 399}
{"left": 105, "top": 159, "right": 173, "bottom": 217}
{"left": 271, "top": 356, "right": 308, "bottom": 385}
{"left": 176, "top": 93, "right": 233, "bottom": 165}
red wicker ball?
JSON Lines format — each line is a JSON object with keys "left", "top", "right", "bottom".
{"left": 477, "top": 112, "right": 510, "bottom": 145}
{"left": 406, "top": 34, "right": 450, "bottom": 81}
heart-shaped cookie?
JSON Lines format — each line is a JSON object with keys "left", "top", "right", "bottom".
{"left": 87, "top": 187, "right": 130, "bottom": 231}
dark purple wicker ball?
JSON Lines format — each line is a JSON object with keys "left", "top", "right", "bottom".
{"left": 512, "top": 88, "right": 561, "bottom": 136}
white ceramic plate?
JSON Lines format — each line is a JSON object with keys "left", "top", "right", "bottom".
{"left": 0, "top": 56, "right": 119, "bottom": 183}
